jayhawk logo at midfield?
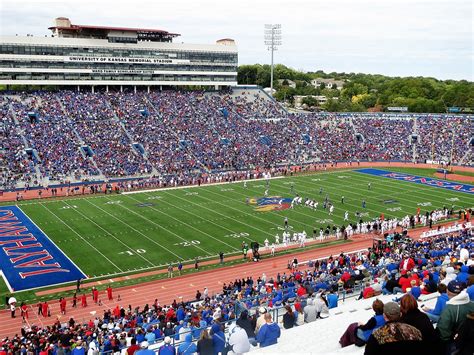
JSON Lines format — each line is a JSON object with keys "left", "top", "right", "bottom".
{"left": 249, "top": 196, "right": 292, "bottom": 212}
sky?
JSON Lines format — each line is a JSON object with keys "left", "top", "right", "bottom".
{"left": 0, "top": 0, "right": 472, "bottom": 81}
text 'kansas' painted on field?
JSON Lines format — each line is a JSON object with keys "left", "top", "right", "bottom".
{"left": 356, "top": 169, "right": 474, "bottom": 195}
{"left": 0, "top": 206, "right": 85, "bottom": 291}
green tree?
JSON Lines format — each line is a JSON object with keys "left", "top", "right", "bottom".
{"left": 302, "top": 96, "right": 318, "bottom": 107}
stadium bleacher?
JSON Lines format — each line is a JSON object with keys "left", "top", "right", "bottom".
{"left": 1, "top": 88, "right": 472, "bottom": 191}
{"left": 3, "top": 226, "right": 472, "bottom": 354}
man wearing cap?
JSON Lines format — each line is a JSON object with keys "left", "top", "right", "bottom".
{"left": 255, "top": 307, "right": 267, "bottom": 334}
{"left": 437, "top": 280, "right": 473, "bottom": 351}
{"left": 158, "top": 337, "right": 176, "bottom": 355}
{"left": 211, "top": 323, "right": 226, "bottom": 355}
{"left": 135, "top": 342, "right": 154, "bottom": 355}
{"left": 364, "top": 302, "right": 423, "bottom": 355}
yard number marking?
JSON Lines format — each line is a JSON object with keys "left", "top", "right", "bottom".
{"left": 173, "top": 240, "right": 201, "bottom": 247}
{"left": 60, "top": 205, "right": 78, "bottom": 209}
{"left": 119, "top": 249, "right": 147, "bottom": 256}
{"left": 223, "top": 232, "right": 250, "bottom": 238}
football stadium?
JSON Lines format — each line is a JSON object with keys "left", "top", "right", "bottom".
{"left": 0, "top": 9, "right": 473, "bottom": 355}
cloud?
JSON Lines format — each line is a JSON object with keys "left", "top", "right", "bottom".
{"left": 0, "top": 0, "right": 472, "bottom": 80}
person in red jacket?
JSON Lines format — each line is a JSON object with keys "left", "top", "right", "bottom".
{"left": 106, "top": 286, "right": 113, "bottom": 301}
{"left": 59, "top": 297, "right": 67, "bottom": 315}
{"left": 92, "top": 287, "right": 99, "bottom": 304}
{"left": 81, "top": 293, "right": 87, "bottom": 307}
{"left": 400, "top": 255, "right": 415, "bottom": 272}
{"left": 396, "top": 272, "right": 412, "bottom": 294}
{"left": 42, "top": 301, "right": 49, "bottom": 317}
{"left": 20, "top": 302, "right": 28, "bottom": 321}
{"left": 113, "top": 305, "right": 120, "bottom": 318}
{"left": 297, "top": 284, "right": 307, "bottom": 297}
{"left": 59, "top": 297, "right": 66, "bottom": 315}
{"left": 165, "top": 307, "right": 175, "bottom": 322}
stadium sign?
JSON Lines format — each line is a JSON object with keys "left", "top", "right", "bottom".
{"left": 387, "top": 106, "right": 408, "bottom": 112}
{"left": 92, "top": 69, "right": 154, "bottom": 74}
{"left": 67, "top": 56, "right": 191, "bottom": 64}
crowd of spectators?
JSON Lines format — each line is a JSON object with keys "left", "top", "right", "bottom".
{"left": 0, "top": 97, "right": 37, "bottom": 190}
{"left": 352, "top": 116, "right": 414, "bottom": 161}
{"left": 416, "top": 115, "right": 472, "bottom": 163}
{"left": 0, "top": 89, "right": 472, "bottom": 190}
{"left": 1, "top": 223, "right": 472, "bottom": 354}
{"left": 12, "top": 93, "right": 100, "bottom": 181}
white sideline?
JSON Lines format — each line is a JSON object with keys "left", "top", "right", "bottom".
{"left": 121, "top": 176, "right": 285, "bottom": 195}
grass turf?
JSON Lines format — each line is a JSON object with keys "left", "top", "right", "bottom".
{"left": 1, "top": 168, "right": 473, "bottom": 301}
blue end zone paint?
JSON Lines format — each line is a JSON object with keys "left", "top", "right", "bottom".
{"left": 0, "top": 206, "right": 86, "bottom": 291}
{"left": 355, "top": 169, "right": 474, "bottom": 195}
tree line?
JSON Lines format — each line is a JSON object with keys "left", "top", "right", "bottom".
{"left": 237, "top": 64, "right": 474, "bottom": 113}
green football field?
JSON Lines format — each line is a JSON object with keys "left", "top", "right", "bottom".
{"left": 1, "top": 168, "right": 473, "bottom": 291}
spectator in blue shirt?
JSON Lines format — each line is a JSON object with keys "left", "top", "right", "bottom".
{"left": 256, "top": 313, "right": 281, "bottom": 348}
{"left": 327, "top": 290, "right": 338, "bottom": 309}
{"left": 422, "top": 283, "right": 449, "bottom": 323}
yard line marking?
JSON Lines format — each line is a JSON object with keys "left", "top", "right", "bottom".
{"left": 291, "top": 174, "right": 469, "bottom": 214}
{"left": 84, "top": 198, "right": 185, "bottom": 260}
{"left": 160, "top": 189, "right": 276, "bottom": 237}
{"left": 40, "top": 202, "right": 123, "bottom": 272}
{"left": 270, "top": 178, "right": 416, "bottom": 221}
{"left": 124, "top": 193, "right": 239, "bottom": 251}
{"left": 132, "top": 192, "right": 243, "bottom": 250}
{"left": 322, "top": 170, "right": 474, "bottom": 204}
{"left": 271, "top": 178, "right": 412, "bottom": 217}
{"left": 201, "top": 185, "right": 319, "bottom": 230}
{"left": 96, "top": 196, "right": 196, "bottom": 259}
{"left": 62, "top": 200, "right": 156, "bottom": 267}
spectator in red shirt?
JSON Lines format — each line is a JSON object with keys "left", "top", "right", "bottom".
{"left": 127, "top": 338, "right": 140, "bottom": 355}
{"left": 297, "top": 284, "right": 307, "bottom": 297}
{"left": 400, "top": 255, "right": 415, "bottom": 272}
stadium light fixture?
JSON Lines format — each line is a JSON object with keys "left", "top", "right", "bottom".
{"left": 264, "top": 24, "right": 282, "bottom": 97}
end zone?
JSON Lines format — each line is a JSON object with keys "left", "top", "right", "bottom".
{"left": 355, "top": 168, "right": 474, "bottom": 195}
{"left": 0, "top": 206, "right": 86, "bottom": 292}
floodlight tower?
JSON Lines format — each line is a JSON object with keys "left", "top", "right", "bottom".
{"left": 264, "top": 24, "right": 282, "bottom": 96}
